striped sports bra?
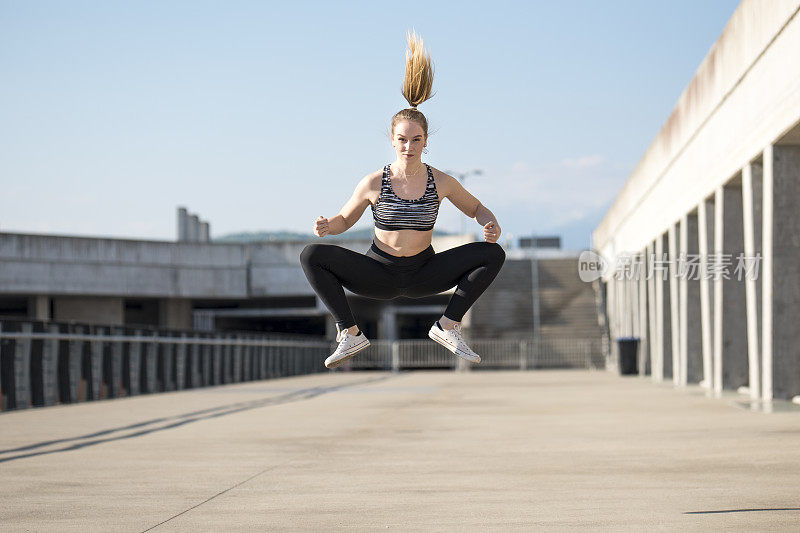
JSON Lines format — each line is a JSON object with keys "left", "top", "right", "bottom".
{"left": 371, "top": 163, "right": 440, "bottom": 231}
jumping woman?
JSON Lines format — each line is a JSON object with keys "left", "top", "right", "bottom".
{"left": 300, "top": 32, "right": 505, "bottom": 369}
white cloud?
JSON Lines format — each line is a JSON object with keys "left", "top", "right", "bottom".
{"left": 463, "top": 158, "right": 626, "bottom": 233}
{"left": 561, "top": 154, "right": 605, "bottom": 168}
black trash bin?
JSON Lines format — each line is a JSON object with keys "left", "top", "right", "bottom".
{"left": 616, "top": 337, "right": 639, "bottom": 375}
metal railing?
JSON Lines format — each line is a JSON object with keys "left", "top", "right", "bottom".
{"left": 345, "top": 337, "right": 604, "bottom": 371}
{"left": 0, "top": 319, "right": 604, "bottom": 412}
{"left": 0, "top": 319, "right": 330, "bottom": 412}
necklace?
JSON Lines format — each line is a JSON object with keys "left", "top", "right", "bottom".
{"left": 393, "top": 162, "right": 424, "bottom": 181}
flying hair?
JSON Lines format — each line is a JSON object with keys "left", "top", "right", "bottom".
{"left": 391, "top": 30, "right": 435, "bottom": 137}
{"left": 402, "top": 30, "right": 434, "bottom": 108}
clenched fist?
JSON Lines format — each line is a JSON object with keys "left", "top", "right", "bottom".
{"left": 314, "top": 215, "right": 329, "bottom": 237}
{"left": 484, "top": 221, "right": 501, "bottom": 243}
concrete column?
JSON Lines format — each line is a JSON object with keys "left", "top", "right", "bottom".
{"left": 698, "top": 197, "right": 714, "bottom": 390}
{"left": 177, "top": 207, "right": 189, "bottom": 242}
{"left": 607, "top": 276, "right": 614, "bottom": 341}
{"left": 653, "top": 234, "right": 672, "bottom": 382}
{"left": 638, "top": 248, "right": 649, "bottom": 376}
{"left": 53, "top": 297, "right": 124, "bottom": 326}
{"left": 618, "top": 275, "right": 625, "bottom": 339}
{"left": 764, "top": 145, "right": 800, "bottom": 401}
{"left": 752, "top": 161, "right": 764, "bottom": 396}
{"left": 668, "top": 223, "right": 680, "bottom": 385}
{"left": 762, "top": 145, "right": 774, "bottom": 403}
{"left": 188, "top": 215, "right": 200, "bottom": 243}
{"left": 679, "top": 216, "right": 687, "bottom": 387}
{"left": 628, "top": 272, "right": 637, "bottom": 339}
{"left": 680, "top": 212, "right": 702, "bottom": 385}
{"left": 200, "top": 222, "right": 210, "bottom": 242}
{"left": 606, "top": 276, "right": 617, "bottom": 370}
{"left": 720, "top": 180, "right": 748, "bottom": 391}
{"left": 647, "top": 242, "right": 658, "bottom": 381}
{"left": 742, "top": 163, "right": 762, "bottom": 400}
{"left": 610, "top": 275, "right": 622, "bottom": 371}
{"left": 159, "top": 299, "right": 192, "bottom": 330}
{"left": 29, "top": 296, "right": 51, "bottom": 321}
{"left": 380, "top": 305, "right": 398, "bottom": 341}
{"left": 621, "top": 276, "right": 628, "bottom": 338}
{"left": 713, "top": 187, "right": 724, "bottom": 395}
{"left": 658, "top": 233, "right": 671, "bottom": 380}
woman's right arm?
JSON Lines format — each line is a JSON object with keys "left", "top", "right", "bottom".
{"left": 317, "top": 171, "right": 380, "bottom": 236}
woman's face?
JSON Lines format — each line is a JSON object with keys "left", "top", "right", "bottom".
{"left": 392, "top": 120, "right": 427, "bottom": 161}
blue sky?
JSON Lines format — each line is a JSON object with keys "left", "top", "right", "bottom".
{"left": 0, "top": 0, "right": 740, "bottom": 249}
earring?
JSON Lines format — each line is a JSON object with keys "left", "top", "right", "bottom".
{"left": 423, "top": 146, "right": 429, "bottom": 154}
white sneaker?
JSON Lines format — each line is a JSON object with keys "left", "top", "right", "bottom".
{"left": 325, "top": 325, "right": 370, "bottom": 369}
{"left": 428, "top": 322, "right": 481, "bottom": 363}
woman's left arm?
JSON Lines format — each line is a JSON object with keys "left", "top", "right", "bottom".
{"left": 434, "top": 168, "right": 501, "bottom": 243}
{"left": 474, "top": 203, "right": 501, "bottom": 244}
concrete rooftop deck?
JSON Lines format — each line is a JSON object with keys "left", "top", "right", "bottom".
{"left": 1, "top": 369, "right": 799, "bottom": 532}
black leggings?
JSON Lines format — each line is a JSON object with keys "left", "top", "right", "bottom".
{"left": 300, "top": 240, "right": 506, "bottom": 329}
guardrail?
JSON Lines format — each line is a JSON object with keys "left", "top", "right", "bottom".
{"left": 0, "top": 319, "right": 330, "bottom": 412}
{"left": 345, "top": 337, "right": 604, "bottom": 371}
{"left": 0, "top": 319, "right": 604, "bottom": 412}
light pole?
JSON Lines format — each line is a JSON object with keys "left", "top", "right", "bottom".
{"left": 446, "top": 169, "right": 483, "bottom": 236}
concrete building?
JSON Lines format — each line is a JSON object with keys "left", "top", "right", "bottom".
{"left": 592, "top": 1, "right": 800, "bottom": 402}
{"left": 0, "top": 228, "right": 604, "bottom": 347}
{"left": 0, "top": 231, "right": 489, "bottom": 340}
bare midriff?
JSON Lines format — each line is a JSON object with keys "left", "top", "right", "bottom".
{"left": 373, "top": 227, "right": 435, "bottom": 257}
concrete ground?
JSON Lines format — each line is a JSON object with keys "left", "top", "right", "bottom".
{"left": 1, "top": 369, "right": 799, "bottom": 532}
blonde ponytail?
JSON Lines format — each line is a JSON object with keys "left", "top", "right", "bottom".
{"left": 391, "top": 30, "right": 434, "bottom": 137}
{"left": 401, "top": 30, "right": 434, "bottom": 108}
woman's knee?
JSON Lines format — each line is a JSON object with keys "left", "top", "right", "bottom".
{"left": 300, "top": 243, "right": 330, "bottom": 267}
{"left": 483, "top": 241, "right": 506, "bottom": 266}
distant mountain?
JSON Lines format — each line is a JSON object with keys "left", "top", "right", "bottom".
{"left": 214, "top": 227, "right": 454, "bottom": 243}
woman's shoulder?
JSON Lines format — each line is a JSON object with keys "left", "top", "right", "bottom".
{"left": 354, "top": 169, "right": 385, "bottom": 206}
{"left": 426, "top": 165, "right": 452, "bottom": 179}
{"left": 357, "top": 168, "right": 384, "bottom": 186}
{"left": 366, "top": 168, "right": 385, "bottom": 186}
{"left": 425, "top": 165, "right": 455, "bottom": 191}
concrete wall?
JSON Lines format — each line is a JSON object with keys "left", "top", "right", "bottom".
{"left": 592, "top": 1, "right": 800, "bottom": 402}
{"left": 594, "top": 1, "right": 800, "bottom": 258}
{"left": 0, "top": 232, "right": 488, "bottom": 333}
{"left": 0, "top": 233, "right": 248, "bottom": 298}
